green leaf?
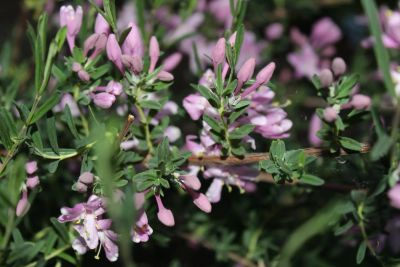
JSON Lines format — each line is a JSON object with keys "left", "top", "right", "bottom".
{"left": 336, "top": 74, "right": 359, "bottom": 99}
{"left": 300, "top": 174, "right": 325, "bottom": 186}
{"left": 356, "top": 241, "right": 367, "bottom": 264}
{"left": 229, "top": 124, "right": 255, "bottom": 139}
{"left": 203, "top": 115, "right": 222, "bottom": 133}
{"left": 270, "top": 140, "right": 286, "bottom": 161}
{"left": 140, "top": 100, "right": 162, "bottom": 110}
{"left": 29, "top": 92, "right": 61, "bottom": 124}
{"left": 63, "top": 105, "right": 79, "bottom": 139}
{"left": 371, "top": 134, "right": 393, "bottom": 161}
{"left": 33, "top": 148, "right": 78, "bottom": 160}
{"left": 361, "top": 0, "right": 396, "bottom": 98}
{"left": 194, "top": 84, "right": 219, "bottom": 106}
{"left": 46, "top": 116, "right": 59, "bottom": 154}
{"left": 50, "top": 217, "right": 69, "bottom": 243}
{"left": 339, "top": 137, "right": 362, "bottom": 151}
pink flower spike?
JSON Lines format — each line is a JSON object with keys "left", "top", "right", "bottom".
{"left": 212, "top": 37, "right": 226, "bottom": 70}
{"left": 256, "top": 62, "right": 275, "bottom": 85}
{"left": 95, "top": 13, "right": 110, "bottom": 35}
{"left": 25, "top": 161, "right": 38, "bottom": 175}
{"left": 16, "top": 190, "right": 30, "bottom": 217}
{"left": 235, "top": 58, "right": 256, "bottom": 94}
{"left": 26, "top": 176, "right": 40, "bottom": 189}
{"left": 106, "top": 34, "right": 124, "bottom": 73}
{"left": 155, "top": 194, "right": 175, "bottom": 227}
{"left": 351, "top": 94, "right": 371, "bottom": 110}
{"left": 149, "top": 36, "right": 160, "bottom": 73}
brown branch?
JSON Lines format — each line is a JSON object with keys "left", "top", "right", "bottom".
{"left": 188, "top": 144, "right": 370, "bottom": 166}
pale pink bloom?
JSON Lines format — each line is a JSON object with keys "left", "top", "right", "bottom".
{"left": 59, "top": 5, "right": 83, "bottom": 51}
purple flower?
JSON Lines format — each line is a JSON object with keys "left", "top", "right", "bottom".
{"left": 164, "top": 126, "right": 181, "bottom": 143}
{"left": 382, "top": 10, "right": 400, "bottom": 49}
{"left": 183, "top": 94, "right": 210, "bottom": 121}
{"left": 288, "top": 44, "right": 319, "bottom": 79}
{"left": 162, "top": 52, "right": 182, "bottom": 72}
{"left": 60, "top": 5, "right": 83, "bottom": 52}
{"left": 26, "top": 176, "right": 40, "bottom": 189}
{"left": 236, "top": 58, "right": 256, "bottom": 93}
{"left": 351, "top": 94, "right": 371, "bottom": 110}
{"left": 212, "top": 38, "right": 226, "bottom": 70}
{"left": 323, "top": 107, "right": 338, "bottom": 122}
{"left": 53, "top": 94, "right": 80, "bottom": 117}
{"left": 58, "top": 195, "right": 108, "bottom": 252}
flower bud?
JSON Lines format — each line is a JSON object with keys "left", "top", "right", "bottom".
{"left": 107, "top": 81, "right": 123, "bottom": 95}
{"left": 332, "top": 57, "right": 347, "bottom": 76}
{"left": 228, "top": 32, "right": 237, "bottom": 47}
{"left": 351, "top": 94, "right": 371, "bottom": 110}
{"left": 122, "top": 55, "right": 143, "bottom": 74}
{"left": 149, "top": 36, "right": 160, "bottom": 73}
{"left": 164, "top": 126, "right": 181, "bottom": 143}
{"left": 181, "top": 175, "right": 201, "bottom": 190}
{"left": 78, "top": 171, "right": 94, "bottom": 184}
{"left": 16, "top": 190, "right": 30, "bottom": 217}
{"left": 71, "top": 62, "right": 82, "bottom": 72}
{"left": 236, "top": 58, "right": 256, "bottom": 92}
{"left": 120, "top": 139, "right": 139, "bottom": 150}
{"left": 25, "top": 161, "right": 38, "bottom": 175}
{"left": 157, "top": 71, "right": 174, "bottom": 81}
{"left": 106, "top": 34, "right": 124, "bottom": 73}
{"left": 75, "top": 181, "right": 88, "bottom": 192}
{"left": 212, "top": 38, "right": 226, "bottom": 69}
{"left": 95, "top": 13, "right": 110, "bottom": 35}
{"left": 60, "top": 5, "right": 83, "bottom": 51}
{"left": 192, "top": 192, "right": 212, "bottom": 213}
{"left": 323, "top": 107, "right": 338, "bottom": 122}
{"left": 92, "top": 92, "right": 116, "bottom": 109}
{"left": 155, "top": 194, "right": 175, "bottom": 226}
{"left": 26, "top": 176, "right": 40, "bottom": 189}
{"left": 162, "top": 53, "right": 182, "bottom": 72}
{"left": 265, "top": 23, "right": 284, "bottom": 41}
{"left": 122, "top": 23, "right": 144, "bottom": 58}
{"left": 77, "top": 70, "right": 90, "bottom": 82}
{"left": 256, "top": 62, "right": 275, "bottom": 85}
{"left": 319, "top": 69, "right": 333, "bottom": 87}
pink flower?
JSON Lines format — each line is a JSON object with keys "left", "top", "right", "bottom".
{"left": 310, "top": 17, "right": 342, "bottom": 49}
{"left": 288, "top": 45, "right": 319, "bottom": 79}
{"left": 26, "top": 176, "right": 40, "bottom": 189}
{"left": 60, "top": 5, "right": 83, "bottom": 51}
{"left": 212, "top": 38, "right": 226, "bottom": 70}
{"left": 16, "top": 189, "right": 30, "bottom": 217}
{"left": 236, "top": 58, "right": 256, "bottom": 93}
{"left": 164, "top": 126, "right": 181, "bottom": 143}
{"left": 95, "top": 13, "right": 110, "bottom": 35}
{"left": 162, "top": 52, "right": 182, "bottom": 72}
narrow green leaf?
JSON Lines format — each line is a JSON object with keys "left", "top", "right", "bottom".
{"left": 356, "top": 241, "right": 367, "bottom": 264}
{"left": 46, "top": 116, "right": 59, "bottom": 154}
{"left": 63, "top": 105, "right": 79, "bottom": 139}
{"left": 361, "top": 0, "right": 396, "bottom": 98}
{"left": 300, "top": 174, "right": 325, "bottom": 186}
{"left": 339, "top": 137, "right": 362, "bottom": 151}
{"left": 29, "top": 92, "right": 61, "bottom": 124}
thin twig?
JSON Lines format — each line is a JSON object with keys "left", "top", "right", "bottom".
{"left": 188, "top": 144, "right": 370, "bottom": 166}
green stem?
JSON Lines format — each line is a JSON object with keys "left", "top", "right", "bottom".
{"left": 135, "top": 103, "right": 153, "bottom": 154}
{"left": 390, "top": 105, "right": 400, "bottom": 169}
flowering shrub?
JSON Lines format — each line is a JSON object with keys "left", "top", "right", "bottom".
{"left": 0, "top": 0, "right": 400, "bottom": 266}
